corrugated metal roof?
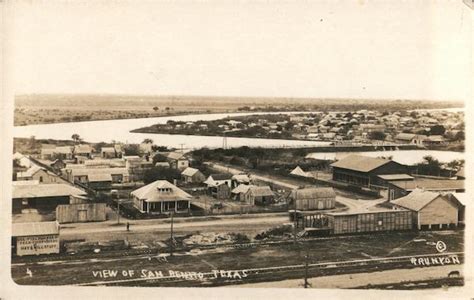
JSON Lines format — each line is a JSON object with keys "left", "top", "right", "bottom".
{"left": 181, "top": 167, "right": 200, "bottom": 177}
{"left": 291, "top": 187, "right": 336, "bottom": 200}
{"left": 331, "top": 155, "right": 394, "bottom": 173}
{"left": 391, "top": 189, "right": 443, "bottom": 211}
{"left": 391, "top": 179, "right": 464, "bottom": 191}
{"left": 88, "top": 173, "right": 113, "bottom": 182}
{"left": 13, "top": 183, "right": 86, "bottom": 199}
{"left": 12, "top": 221, "right": 59, "bottom": 237}
{"left": 131, "top": 180, "right": 192, "bottom": 202}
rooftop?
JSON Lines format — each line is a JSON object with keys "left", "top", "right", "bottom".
{"left": 131, "top": 180, "right": 192, "bottom": 202}
{"left": 378, "top": 174, "right": 414, "bottom": 181}
{"left": 390, "top": 178, "right": 465, "bottom": 191}
{"left": 331, "top": 154, "right": 397, "bottom": 173}
{"left": 12, "top": 221, "right": 60, "bottom": 237}
{"left": 291, "top": 187, "right": 336, "bottom": 200}
{"left": 13, "top": 183, "right": 86, "bottom": 199}
{"left": 391, "top": 189, "right": 445, "bottom": 211}
{"left": 181, "top": 167, "right": 201, "bottom": 177}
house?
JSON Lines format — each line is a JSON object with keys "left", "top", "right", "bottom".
{"left": 87, "top": 173, "right": 113, "bottom": 190}
{"left": 181, "top": 167, "right": 206, "bottom": 184}
{"left": 16, "top": 164, "right": 64, "bottom": 184}
{"left": 101, "top": 147, "right": 118, "bottom": 159}
{"left": 231, "top": 184, "right": 253, "bottom": 201}
{"left": 131, "top": 180, "right": 193, "bottom": 214}
{"left": 212, "top": 183, "right": 231, "bottom": 200}
{"left": 290, "top": 187, "right": 336, "bottom": 210}
{"left": 423, "top": 135, "right": 446, "bottom": 146}
{"left": 394, "top": 133, "right": 426, "bottom": 145}
{"left": 165, "top": 152, "right": 190, "bottom": 170}
{"left": 391, "top": 189, "right": 462, "bottom": 230}
{"left": 124, "top": 156, "right": 153, "bottom": 182}
{"left": 204, "top": 174, "right": 233, "bottom": 189}
{"left": 331, "top": 155, "right": 408, "bottom": 188}
{"left": 387, "top": 178, "right": 465, "bottom": 200}
{"left": 64, "top": 167, "right": 129, "bottom": 185}
{"left": 74, "top": 144, "right": 93, "bottom": 158}
{"left": 243, "top": 185, "right": 275, "bottom": 206}
{"left": 12, "top": 181, "right": 87, "bottom": 214}
{"left": 448, "top": 193, "right": 467, "bottom": 224}
{"left": 12, "top": 222, "right": 60, "bottom": 256}
{"left": 231, "top": 174, "right": 250, "bottom": 188}
{"left": 54, "top": 146, "right": 74, "bottom": 160}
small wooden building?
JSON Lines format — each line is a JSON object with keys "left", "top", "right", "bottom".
{"left": 12, "top": 222, "right": 60, "bottom": 256}
{"left": 245, "top": 185, "right": 275, "bottom": 206}
{"left": 391, "top": 189, "right": 462, "bottom": 230}
{"left": 87, "top": 173, "right": 112, "bottom": 190}
{"left": 231, "top": 174, "right": 251, "bottom": 188}
{"left": 131, "top": 180, "right": 193, "bottom": 214}
{"left": 181, "top": 167, "right": 206, "bottom": 184}
{"left": 387, "top": 178, "right": 465, "bottom": 200}
{"left": 290, "top": 187, "right": 336, "bottom": 210}
{"left": 56, "top": 203, "right": 107, "bottom": 223}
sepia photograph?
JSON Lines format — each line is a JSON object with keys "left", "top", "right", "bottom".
{"left": 0, "top": 0, "right": 472, "bottom": 299}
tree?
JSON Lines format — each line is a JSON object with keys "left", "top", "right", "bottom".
{"left": 153, "top": 106, "right": 159, "bottom": 111}
{"left": 143, "top": 167, "right": 181, "bottom": 184}
{"left": 123, "top": 144, "right": 140, "bottom": 156}
{"left": 368, "top": 131, "right": 386, "bottom": 141}
{"left": 429, "top": 125, "right": 446, "bottom": 136}
{"left": 71, "top": 134, "right": 82, "bottom": 144}
{"left": 152, "top": 153, "right": 168, "bottom": 164}
{"left": 142, "top": 138, "right": 153, "bottom": 144}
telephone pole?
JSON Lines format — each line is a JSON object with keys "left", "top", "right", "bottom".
{"left": 170, "top": 212, "right": 174, "bottom": 257}
{"left": 117, "top": 200, "right": 121, "bottom": 224}
{"left": 304, "top": 254, "right": 309, "bottom": 288}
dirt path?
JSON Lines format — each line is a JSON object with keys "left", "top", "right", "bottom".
{"left": 236, "top": 265, "right": 464, "bottom": 288}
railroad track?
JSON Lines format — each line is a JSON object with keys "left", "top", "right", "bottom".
{"left": 75, "top": 251, "right": 464, "bottom": 286}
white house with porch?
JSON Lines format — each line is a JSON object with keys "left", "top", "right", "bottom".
{"left": 131, "top": 180, "right": 193, "bottom": 214}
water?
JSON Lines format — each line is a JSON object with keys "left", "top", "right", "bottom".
{"left": 306, "top": 150, "right": 464, "bottom": 165}
{"left": 13, "top": 111, "right": 331, "bottom": 150}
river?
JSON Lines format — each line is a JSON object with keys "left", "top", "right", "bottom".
{"left": 13, "top": 111, "right": 331, "bottom": 150}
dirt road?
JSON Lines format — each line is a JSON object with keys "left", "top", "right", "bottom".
{"left": 236, "top": 265, "right": 464, "bottom": 288}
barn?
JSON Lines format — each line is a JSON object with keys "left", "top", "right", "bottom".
{"left": 391, "top": 189, "right": 462, "bottom": 230}
{"left": 290, "top": 187, "right": 336, "bottom": 210}
{"left": 12, "top": 222, "right": 60, "bottom": 256}
{"left": 331, "top": 155, "right": 408, "bottom": 188}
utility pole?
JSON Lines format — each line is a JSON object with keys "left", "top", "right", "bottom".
{"left": 293, "top": 189, "right": 298, "bottom": 245}
{"left": 304, "top": 253, "right": 309, "bottom": 288}
{"left": 170, "top": 212, "right": 174, "bottom": 257}
{"left": 117, "top": 200, "right": 121, "bottom": 224}
{"left": 179, "top": 143, "right": 185, "bottom": 153}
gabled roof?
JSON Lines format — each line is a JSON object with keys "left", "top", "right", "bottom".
{"left": 248, "top": 186, "right": 274, "bottom": 197}
{"left": 101, "top": 147, "right": 116, "bottom": 153}
{"left": 13, "top": 183, "right": 86, "bottom": 199}
{"left": 232, "top": 174, "right": 250, "bottom": 183}
{"left": 12, "top": 221, "right": 60, "bottom": 237}
{"left": 17, "top": 164, "right": 44, "bottom": 178}
{"left": 166, "top": 152, "right": 186, "bottom": 160}
{"left": 450, "top": 193, "right": 468, "bottom": 206}
{"left": 74, "top": 144, "right": 92, "bottom": 153}
{"left": 232, "top": 184, "right": 254, "bottom": 194}
{"left": 391, "top": 189, "right": 446, "bottom": 211}
{"left": 181, "top": 167, "right": 201, "bottom": 177}
{"left": 331, "top": 155, "right": 395, "bottom": 173}
{"left": 291, "top": 187, "right": 336, "bottom": 200}
{"left": 290, "top": 166, "right": 312, "bottom": 178}
{"left": 131, "top": 180, "right": 192, "bottom": 202}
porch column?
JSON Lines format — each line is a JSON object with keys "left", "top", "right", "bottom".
{"left": 146, "top": 201, "right": 149, "bottom": 214}
{"left": 175, "top": 201, "right": 178, "bottom": 213}
{"left": 161, "top": 202, "right": 164, "bottom": 213}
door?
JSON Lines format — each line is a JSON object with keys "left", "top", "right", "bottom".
{"left": 317, "top": 200, "right": 324, "bottom": 210}
{"left": 77, "top": 209, "right": 88, "bottom": 222}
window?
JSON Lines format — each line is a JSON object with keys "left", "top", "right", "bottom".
{"left": 39, "top": 176, "right": 43, "bottom": 183}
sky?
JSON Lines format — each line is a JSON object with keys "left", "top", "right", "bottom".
{"left": 5, "top": 0, "right": 472, "bottom": 101}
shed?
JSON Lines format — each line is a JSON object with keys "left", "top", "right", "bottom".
{"left": 56, "top": 203, "right": 107, "bottom": 223}
{"left": 290, "top": 187, "right": 336, "bottom": 210}
{"left": 244, "top": 185, "right": 275, "bottom": 206}
{"left": 12, "top": 222, "right": 60, "bottom": 256}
